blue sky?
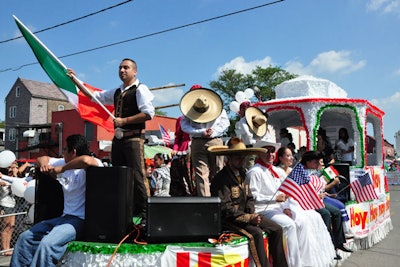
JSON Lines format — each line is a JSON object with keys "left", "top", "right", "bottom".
{"left": 1, "top": 0, "right": 400, "bottom": 143}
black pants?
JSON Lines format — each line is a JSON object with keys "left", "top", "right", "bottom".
{"left": 316, "top": 203, "right": 346, "bottom": 248}
{"left": 112, "top": 136, "right": 149, "bottom": 218}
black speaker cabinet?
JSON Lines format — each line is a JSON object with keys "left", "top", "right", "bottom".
{"left": 84, "top": 166, "right": 134, "bottom": 243}
{"left": 330, "top": 163, "right": 350, "bottom": 203}
{"left": 34, "top": 170, "right": 64, "bottom": 224}
{"left": 146, "top": 197, "right": 221, "bottom": 243}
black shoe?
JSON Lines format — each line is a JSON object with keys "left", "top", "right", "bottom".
{"left": 334, "top": 254, "right": 342, "bottom": 260}
{"left": 337, "top": 245, "right": 353, "bottom": 253}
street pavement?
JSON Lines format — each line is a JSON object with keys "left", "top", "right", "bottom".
{"left": 1, "top": 185, "right": 399, "bottom": 267}
{"left": 341, "top": 185, "right": 400, "bottom": 267}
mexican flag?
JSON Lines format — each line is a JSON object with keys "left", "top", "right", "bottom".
{"left": 322, "top": 165, "right": 339, "bottom": 182}
{"left": 13, "top": 15, "right": 114, "bottom": 133}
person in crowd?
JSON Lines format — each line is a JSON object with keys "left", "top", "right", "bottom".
{"left": 235, "top": 105, "right": 268, "bottom": 169}
{"left": 0, "top": 157, "right": 18, "bottom": 256}
{"left": 300, "top": 151, "right": 353, "bottom": 259}
{"left": 286, "top": 142, "right": 298, "bottom": 167}
{"left": 317, "top": 127, "right": 335, "bottom": 165}
{"left": 150, "top": 153, "right": 171, "bottom": 197}
{"left": 234, "top": 101, "right": 251, "bottom": 137}
{"left": 274, "top": 146, "right": 336, "bottom": 265}
{"left": 209, "top": 137, "right": 288, "bottom": 267}
{"left": 335, "top": 128, "right": 355, "bottom": 165}
{"left": 279, "top": 128, "right": 292, "bottom": 148}
{"left": 68, "top": 58, "right": 154, "bottom": 222}
{"left": 10, "top": 134, "right": 103, "bottom": 267}
{"left": 180, "top": 85, "right": 229, "bottom": 196}
{"left": 169, "top": 115, "right": 193, "bottom": 196}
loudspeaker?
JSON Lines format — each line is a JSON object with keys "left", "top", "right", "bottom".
{"left": 330, "top": 163, "right": 350, "bottom": 203}
{"left": 146, "top": 197, "right": 221, "bottom": 243}
{"left": 34, "top": 170, "right": 64, "bottom": 224}
{"left": 84, "top": 166, "right": 134, "bottom": 243}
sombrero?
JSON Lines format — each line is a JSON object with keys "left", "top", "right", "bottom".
{"left": 208, "top": 137, "right": 267, "bottom": 155}
{"left": 245, "top": 107, "right": 267, "bottom": 137}
{"left": 180, "top": 88, "right": 223, "bottom": 123}
{"left": 254, "top": 139, "right": 281, "bottom": 151}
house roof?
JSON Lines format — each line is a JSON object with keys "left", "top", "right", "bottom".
{"left": 18, "top": 77, "right": 69, "bottom": 101}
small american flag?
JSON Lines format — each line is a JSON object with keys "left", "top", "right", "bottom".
{"left": 159, "top": 124, "right": 171, "bottom": 146}
{"left": 279, "top": 164, "right": 324, "bottom": 210}
{"left": 350, "top": 171, "right": 378, "bottom": 203}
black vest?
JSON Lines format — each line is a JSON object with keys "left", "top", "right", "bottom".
{"left": 113, "top": 84, "right": 145, "bottom": 131}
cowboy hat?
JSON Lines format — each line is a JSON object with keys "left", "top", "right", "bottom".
{"left": 245, "top": 107, "right": 267, "bottom": 137}
{"left": 208, "top": 137, "right": 267, "bottom": 155}
{"left": 180, "top": 88, "right": 223, "bottom": 123}
{"left": 254, "top": 139, "right": 281, "bottom": 151}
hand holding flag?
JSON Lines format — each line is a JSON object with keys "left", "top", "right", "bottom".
{"left": 279, "top": 163, "right": 324, "bottom": 210}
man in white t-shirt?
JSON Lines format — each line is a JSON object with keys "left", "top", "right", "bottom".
{"left": 11, "top": 134, "right": 103, "bottom": 267}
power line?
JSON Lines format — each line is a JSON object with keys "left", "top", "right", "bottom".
{"left": 0, "top": 0, "right": 134, "bottom": 44}
{"left": 1, "top": 0, "right": 284, "bottom": 73}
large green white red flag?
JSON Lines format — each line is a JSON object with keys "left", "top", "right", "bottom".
{"left": 13, "top": 15, "right": 115, "bottom": 133}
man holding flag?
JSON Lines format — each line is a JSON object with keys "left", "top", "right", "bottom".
{"left": 14, "top": 16, "right": 154, "bottom": 223}
{"left": 68, "top": 59, "right": 154, "bottom": 223}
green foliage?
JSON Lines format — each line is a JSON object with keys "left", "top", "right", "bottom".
{"left": 0, "top": 121, "right": 4, "bottom": 128}
{"left": 208, "top": 66, "right": 296, "bottom": 136}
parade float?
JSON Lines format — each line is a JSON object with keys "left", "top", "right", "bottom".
{"left": 57, "top": 75, "right": 392, "bottom": 267}
{"left": 253, "top": 75, "right": 392, "bottom": 251}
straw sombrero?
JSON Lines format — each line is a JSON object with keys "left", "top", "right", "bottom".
{"left": 208, "top": 137, "right": 267, "bottom": 155}
{"left": 245, "top": 107, "right": 267, "bottom": 137}
{"left": 254, "top": 139, "right": 281, "bottom": 151}
{"left": 180, "top": 88, "right": 223, "bottom": 123}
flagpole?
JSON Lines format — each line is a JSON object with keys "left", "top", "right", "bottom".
{"left": 68, "top": 74, "right": 115, "bottom": 119}
{"left": 14, "top": 15, "right": 115, "bottom": 120}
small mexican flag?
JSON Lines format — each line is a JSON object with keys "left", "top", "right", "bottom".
{"left": 13, "top": 15, "right": 114, "bottom": 133}
{"left": 322, "top": 165, "right": 339, "bottom": 182}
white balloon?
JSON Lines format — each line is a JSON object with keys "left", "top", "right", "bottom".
{"left": 11, "top": 179, "right": 27, "bottom": 198}
{"left": 244, "top": 88, "right": 254, "bottom": 99}
{"left": 28, "top": 205, "right": 35, "bottom": 223}
{"left": 24, "top": 180, "right": 36, "bottom": 204}
{"left": 0, "top": 150, "right": 16, "bottom": 168}
{"left": 235, "top": 91, "right": 247, "bottom": 103}
{"left": 229, "top": 101, "right": 240, "bottom": 113}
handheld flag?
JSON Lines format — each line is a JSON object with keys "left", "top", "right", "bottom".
{"left": 13, "top": 15, "right": 114, "bottom": 132}
{"left": 322, "top": 165, "right": 339, "bottom": 183}
{"left": 279, "top": 164, "right": 324, "bottom": 210}
{"left": 350, "top": 171, "right": 378, "bottom": 203}
{"left": 159, "top": 124, "right": 171, "bottom": 146}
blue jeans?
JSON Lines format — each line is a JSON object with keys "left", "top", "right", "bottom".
{"left": 10, "top": 215, "right": 84, "bottom": 267}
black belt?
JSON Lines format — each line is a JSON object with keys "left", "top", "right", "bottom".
{"left": 117, "top": 130, "right": 145, "bottom": 139}
{"left": 246, "top": 144, "right": 253, "bottom": 148}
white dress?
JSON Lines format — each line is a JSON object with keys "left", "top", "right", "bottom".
{"left": 247, "top": 163, "right": 335, "bottom": 267}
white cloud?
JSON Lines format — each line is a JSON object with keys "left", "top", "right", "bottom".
{"left": 370, "top": 91, "right": 400, "bottom": 110}
{"left": 285, "top": 50, "right": 366, "bottom": 76}
{"left": 366, "top": 0, "right": 400, "bottom": 14}
{"left": 394, "top": 68, "right": 400, "bottom": 76}
{"left": 215, "top": 56, "right": 273, "bottom": 76}
{"left": 153, "top": 87, "right": 184, "bottom": 107}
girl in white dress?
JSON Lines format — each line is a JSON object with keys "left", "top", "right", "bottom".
{"left": 275, "top": 147, "right": 336, "bottom": 266}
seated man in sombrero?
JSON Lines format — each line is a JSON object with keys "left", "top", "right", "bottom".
{"left": 209, "top": 137, "right": 288, "bottom": 267}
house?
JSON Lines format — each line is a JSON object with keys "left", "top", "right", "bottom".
{"left": 4, "top": 78, "right": 74, "bottom": 158}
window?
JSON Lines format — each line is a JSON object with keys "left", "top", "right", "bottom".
{"left": 9, "top": 128, "right": 16, "bottom": 141}
{"left": 9, "top": 106, "right": 16, "bottom": 118}
{"left": 16, "top": 86, "right": 20, "bottom": 97}
{"left": 58, "top": 105, "right": 65, "bottom": 111}
{"left": 84, "top": 121, "right": 95, "bottom": 141}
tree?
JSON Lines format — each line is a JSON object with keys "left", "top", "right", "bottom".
{"left": 209, "top": 65, "right": 296, "bottom": 136}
